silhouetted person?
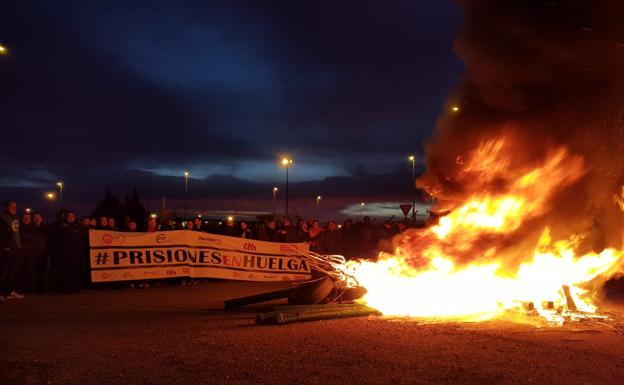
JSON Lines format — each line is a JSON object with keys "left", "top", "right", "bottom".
{"left": 239, "top": 221, "right": 253, "bottom": 239}
{"left": 31, "top": 212, "right": 48, "bottom": 293}
{"left": 54, "top": 211, "right": 83, "bottom": 293}
{"left": 322, "top": 221, "right": 342, "bottom": 255}
{"left": 0, "top": 201, "right": 23, "bottom": 300}
{"left": 279, "top": 217, "right": 298, "bottom": 243}
{"left": 18, "top": 212, "right": 37, "bottom": 293}
{"left": 96, "top": 216, "right": 108, "bottom": 230}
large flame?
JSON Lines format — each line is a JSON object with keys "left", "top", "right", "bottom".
{"left": 346, "top": 139, "right": 624, "bottom": 324}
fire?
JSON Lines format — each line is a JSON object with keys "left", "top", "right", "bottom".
{"left": 345, "top": 139, "right": 624, "bottom": 324}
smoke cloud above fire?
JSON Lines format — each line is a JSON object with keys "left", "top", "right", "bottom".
{"left": 417, "top": 0, "right": 624, "bottom": 252}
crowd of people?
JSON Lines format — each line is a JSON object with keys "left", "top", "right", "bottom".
{"left": 0, "top": 199, "right": 413, "bottom": 301}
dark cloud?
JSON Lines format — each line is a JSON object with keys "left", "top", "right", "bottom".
{"left": 0, "top": 1, "right": 462, "bottom": 216}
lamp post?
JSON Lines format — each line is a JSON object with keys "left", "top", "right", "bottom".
{"left": 316, "top": 195, "right": 322, "bottom": 220}
{"left": 272, "top": 187, "right": 278, "bottom": 217}
{"left": 183, "top": 171, "right": 189, "bottom": 220}
{"left": 408, "top": 155, "right": 416, "bottom": 224}
{"left": 44, "top": 191, "right": 56, "bottom": 224}
{"left": 360, "top": 202, "right": 365, "bottom": 221}
{"left": 56, "top": 181, "right": 64, "bottom": 205}
{"left": 281, "top": 158, "right": 293, "bottom": 217}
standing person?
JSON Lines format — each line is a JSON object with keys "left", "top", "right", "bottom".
{"left": 96, "top": 216, "right": 108, "bottom": 230}
{"left": 279, "top": 217, "right": 298, "bottom": 243}
{"left": 47, "top": 210, "right": 66, "bottom": 291}
{"left": 256, "top": 221, "right": 268, "bottom": 241}
{"left": 79, "top": 216, "right": 91, "bottom": 229}
{"left": 265, "top": 220, "right": 278, "bottom": 242}
{"left": 186, "top": 220, "right": 194, "bottom": 231}
{"left": 342, "top": 220, "right": 356, "bottom": 259}
{"left": 193, "top": 217, "right": 203, "bottom": 232}
{"left": 126, "top": 221, "right": 138, "bottom": 232}
{"left": 296, "top": 220, "right": 310, "bottom": 243}
{"left": 239, "top": 222, "right": 253, "bottom": 239}
{"left": 147, "top": 216, "right": 158, "bottom": 232}
{"left": 0, "top": 201, "right": 23, "bottom": 300}
{"left": 55, "top": 211, "right": 83, "bottom": 293}
{"left": 18, "top": 212, "right": 37, "bottom": 293}
{"left": 322, "top": 221, "right": 343, "bottom": 255}
{"left": 31, "top": 212, "right": 48, "bottom": 293}
{"left": 308, "top": 220, "right": 324, "bottom": 253}
{"left": 107, "top": 217, "right": 118, "bottom": 231}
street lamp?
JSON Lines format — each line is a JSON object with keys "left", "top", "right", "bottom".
{"left": 408, "top": 155, "right": 416, "bottom": 224}
{"left": 56, "top": 181, "right": 64, "bottom": 204}
{"left": 281, "top": 158, "right": 293, "bottom": 217}
{"left": 272, "top": 187, "right": 278, "bottom": 217}
{"left": 0, "top": 44, "right": 7, "bottom": 55}
{"left": 360, "top": 202, "right": 365, "bottom": 220}
{"left": 451, "top": 105, "right": 460, "bottom": 113}
{"left": 316, "top": 195, "right": 322, "bottom": 220}
{"left": 44, "top": 192, "right": 56, "bottom": 224}
{"left": 183, "top": 171, "right": 189, "bottom": 220}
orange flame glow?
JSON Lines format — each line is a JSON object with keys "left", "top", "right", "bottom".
{"left": 346, "top": 139, "right": 624, "bottom": 324}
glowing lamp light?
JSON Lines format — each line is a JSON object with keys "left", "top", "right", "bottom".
{"left": 273, "top": 187, "right": 278, "bottom": 192}
{"left": 150, "top": 214, "right": 157, "bottom": 218}
{"left": 0, "top": 45, "right": 7, "bottom": 55}
{"left": 281, "top": 158, "right": 293, "bottom": 166}
{"left": 227, "top": 216, "right": 233, "bottom": 221}
{"left": 451, "top": 105, "right": 460, "bottom": 112}
{"left": 408, "top": 155, "right": 415, "bottom": 161}
{"left": 45, "top": 192, "right": 56, "bottom": 200}
{"left": 25, "top": 208, "right": 31, "bottom": 214}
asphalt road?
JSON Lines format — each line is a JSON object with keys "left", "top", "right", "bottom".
{"left": 2, "top": 281, "right": 624, "bottom": 385}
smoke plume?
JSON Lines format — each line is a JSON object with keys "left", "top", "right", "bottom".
{"left": 417, "top": 0, "right": 624, "bottom": 251}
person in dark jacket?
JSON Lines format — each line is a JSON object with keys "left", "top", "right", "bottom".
{"left": 31, "top": 212, "right": 49, "bottom": 293}
{"left": 0, "top": 200, "right": 23, "bottom": 300}
{"left": 17, "top": 212, "right": 37, "bottom": 293}
{"left": 279, "top": 217, "right": 299, "bottom": 243}
{"left": 296, "top": 220, "right": 310, "bottom": 243}
{"left": 265, "top": 220, "right": 279, "bottom": 242}
{"left": 53, "top": 211, "right": 83, "bottom": 293}
{"left": 239, "top": 221, "right": 253, "bottom": 239}
{"left": 322, "top": 221, "right": 343, "bottom": 255}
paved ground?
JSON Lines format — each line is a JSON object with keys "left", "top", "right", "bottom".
{"left": 2, "top": 281, "right": 624, "bottom": 385}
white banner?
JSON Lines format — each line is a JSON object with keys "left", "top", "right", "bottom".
{"left": 89, "top": 230, "right": 311, "bottom": 282}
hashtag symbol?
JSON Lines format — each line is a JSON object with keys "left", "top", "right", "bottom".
{"left": 95, "top": 252, "right": 109, "bottom": 265}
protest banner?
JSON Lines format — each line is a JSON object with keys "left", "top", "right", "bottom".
{"left": 89, "top": 230, "right": 311, "bottom": 283}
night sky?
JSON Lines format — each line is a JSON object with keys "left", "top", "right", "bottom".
{"left": 0, "top": 1, "right": 463, "bottom": 220}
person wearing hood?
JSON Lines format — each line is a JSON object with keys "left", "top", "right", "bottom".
{"left": 0, "top": 200, "right": 24, "bottom": 300}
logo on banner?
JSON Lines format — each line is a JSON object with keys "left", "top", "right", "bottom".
{"left": 156, "top": 234, "right": 167, "bottom": 243}
{"left": 102, "top": 233, "right": 125, "bottom": 244}
{"left": 100, "top": 272, "right": 115, "bottom": 280}
{"left": 197, "top": 236, "right": 221, "bottom": 244}
{"left": 243, "top": 242, "right": 256, "bottom": 251}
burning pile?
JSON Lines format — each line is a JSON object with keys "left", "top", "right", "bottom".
{"left": 343, "top": 139, "right": 623, "bottom": 324}
{"left": 344, "top": 1, "right": 624, "bottom": 325}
